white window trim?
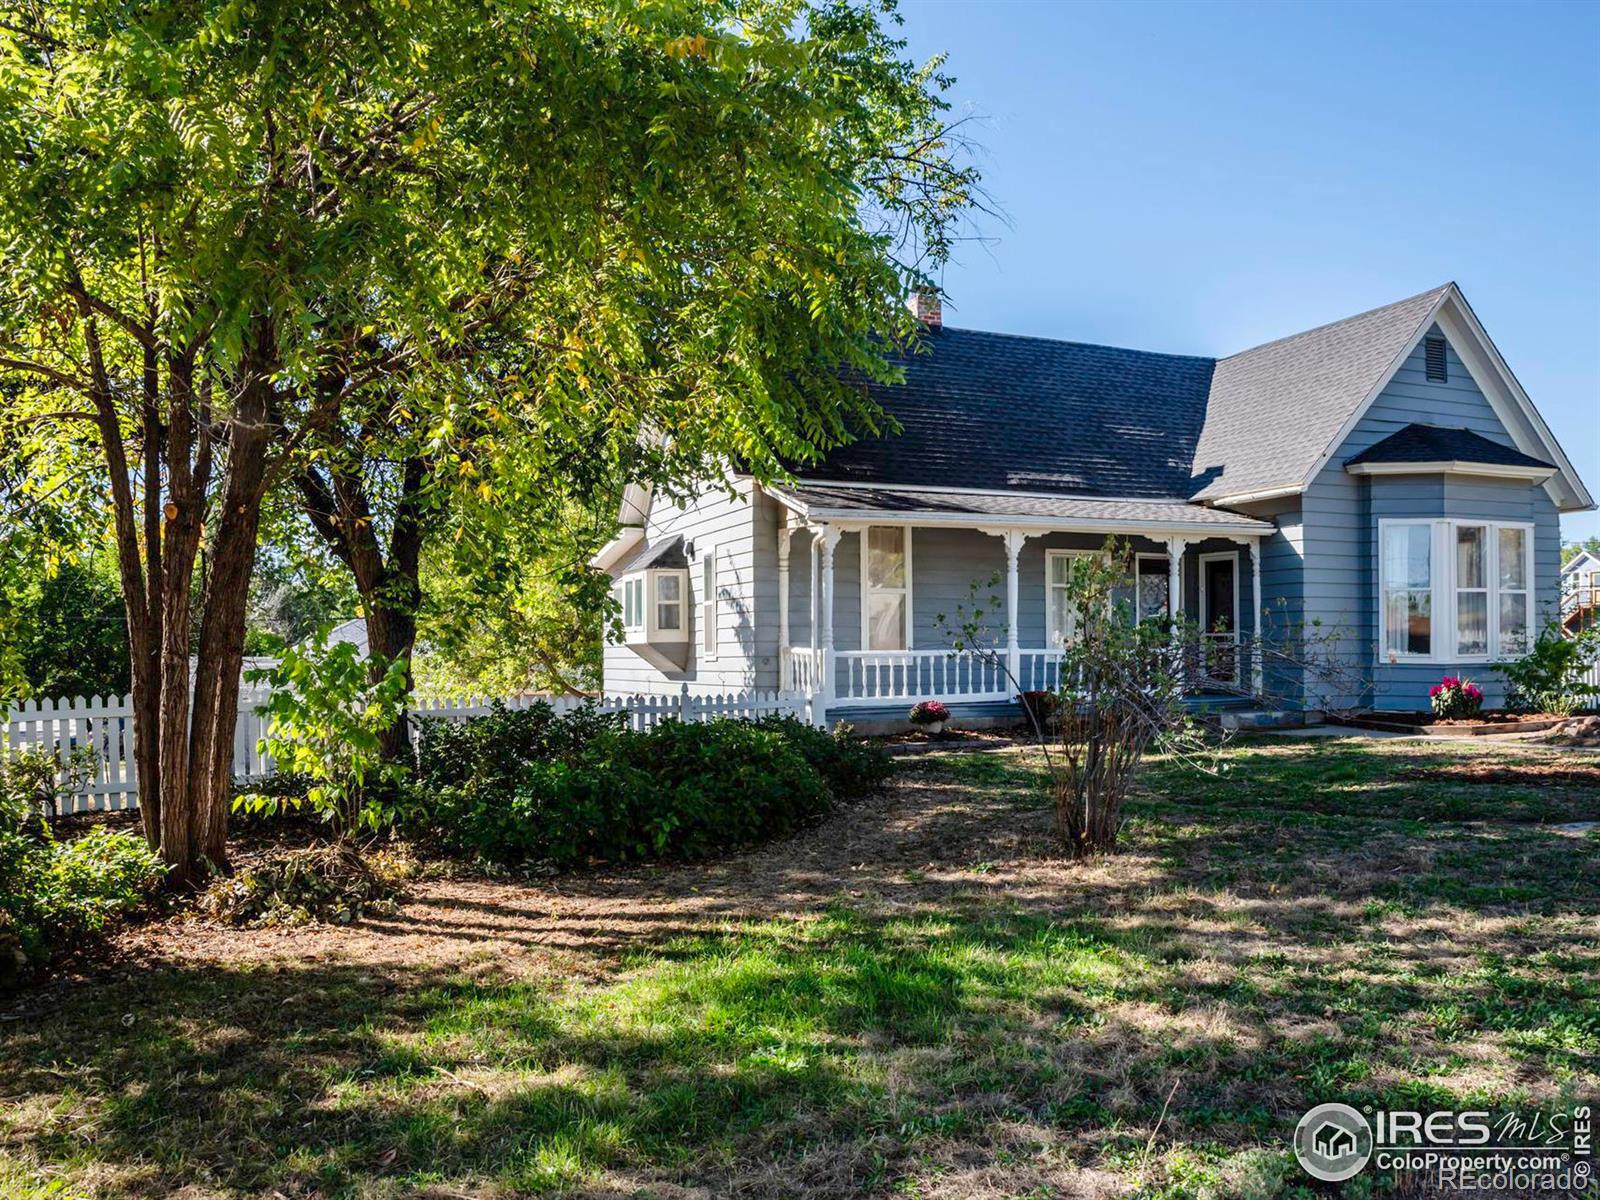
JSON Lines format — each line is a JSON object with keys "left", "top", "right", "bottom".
{"left": 1133, "top": 552, "right": 1171, "bottom": 625}
{"left": 621, "top": 575, "right": 646, "bottom": 633}
{"left": 1376, "top": 517, "right": 1534, "bottom": 665}
{"left": 1044, "top": 549, "right": 1098, "bottom": 648}
{"left": 700, "top": 544, "right": 718, "bottom": 661}
{"left": 652, "top": 570, "right": 684, "bottom": 637}
{"left": 860, "top": 525, "right": 913, "bottom": 651}
{"left": 1197, "top": 551, "right": 1240, "bottom": 641}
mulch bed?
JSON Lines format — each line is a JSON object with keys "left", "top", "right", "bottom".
{"left": 1334, "top": 712, "right": 1566, "bottom": 737}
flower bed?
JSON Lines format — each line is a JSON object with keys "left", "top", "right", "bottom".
{"left": 1333, "top": 711, "right": 1568, "bottom": 737}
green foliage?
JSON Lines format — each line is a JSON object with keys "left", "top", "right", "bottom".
{"left": 0, "top": 822, "right": 165, "bottom": 984}
{"left": 237, "top": 629, "right": 412, "bottom": 832}
{"left": 9, "top": 561, "right": 130, "bottom": 699}
{"left": 0, "top": 744, "right": 97, "bottom": 825}
{"left": 752, "top": 714, "right": 894, "bottom": 800}
{"left": 414, "top": 704, "right": 887, "bottom": 866}
{"left": 1496, "top": 622, "right": 1600, "bottom": 715}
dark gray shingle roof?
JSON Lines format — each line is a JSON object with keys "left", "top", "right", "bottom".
{"left": 1188, "top": 285, "right": 1452, "bottom": 500}
{"left": 798, "top": 286, "right": 1458, "bottom": 507}
{"left": 774, "top": 484, "right": 1272, "bottom": 531}
{"left": 803, "top": 329, "right": 1215, "bottom": 500}
{"left": 615, "top": 535, "right": 688, "bottom": 573}
{"left": 1345, "top": 423, "right": 1555, "bottom": 470}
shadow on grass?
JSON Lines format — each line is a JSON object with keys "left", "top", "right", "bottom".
{"left": 3, "top": 741, "right": 1597, "bottom": 1198}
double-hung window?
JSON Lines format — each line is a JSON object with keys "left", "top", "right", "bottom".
{"left": 1379, "top": 519, "right": 1533, "bottom": 661}
{"left": 621, "top": 576, "right": 645, "bottom": 632}
{"left": 862, "top": 526, "right": 910, "bottom": 651}
{"left": 1046, "top": 550, "right": 1096, "bottom": 646}
{"left": 655, "top": 573, "right": 682, "bottom": 633}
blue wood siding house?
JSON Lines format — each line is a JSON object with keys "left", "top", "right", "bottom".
{"left": 596, "top": 284, "right": 1592, "bottom": 724}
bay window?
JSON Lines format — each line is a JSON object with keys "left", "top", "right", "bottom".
{"left": 862, "top": 526, "right": 910, "bottom": 651}
{"left": 1379, "top": 519, "right": 1533, "bottom": 662}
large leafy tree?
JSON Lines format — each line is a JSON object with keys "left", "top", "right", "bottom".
{"left": 0, "top": 0, "right": 977, "bottom": 882}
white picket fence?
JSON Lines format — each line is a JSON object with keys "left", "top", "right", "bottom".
{"left": 1, "top": 685, "right": 805, "bottom": 816}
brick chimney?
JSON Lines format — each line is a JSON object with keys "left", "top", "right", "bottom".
{"left": 906, "top": 285, "right": 942, "bottom": 329}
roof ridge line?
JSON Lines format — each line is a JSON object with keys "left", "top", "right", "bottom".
{"left": 930, "top": 325, "right": 1216, "bottom": 363}
{"left": 1216, "top": 283, "right": 1455, "bottom": 363}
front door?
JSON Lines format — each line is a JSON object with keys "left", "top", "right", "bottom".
{"left": 1200, "top": 554, "right": 1238, "bottom": 686}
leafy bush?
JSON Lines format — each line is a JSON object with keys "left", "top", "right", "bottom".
{"left": 0, "top": 819, "right": 165, "bottom": 987}
{"left": 1496, "top": 623, "right": 1600, "bottom": 716}
{"left": 238, "top": 628, "right": 412, "bottom": 832}
{"left": 1, "top": 745, "right": 96, "bottom": 825}
{"left": 908, "top": 700, "right": 951, "bottom": 727}
{"left": 1429, "top": 675, "right": 1484, "bottom": 720}
{"left": 413, "top": 705, "right": 889, "bottom": 867}
{"left": 751, "top": 715, "right": 892, "bottom": 800}
{"left": 416, "top": 699, "right": 623, "bottom": 789}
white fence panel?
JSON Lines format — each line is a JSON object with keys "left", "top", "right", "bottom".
{"left": 4, "top": 685, "right": 809, "bottom": 814}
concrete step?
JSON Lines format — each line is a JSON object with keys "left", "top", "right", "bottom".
{"left": 1219, "top": 710, "right": 1304, "bottom": 732}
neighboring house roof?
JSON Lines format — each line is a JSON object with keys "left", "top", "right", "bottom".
{"left": 1564, "top": 549, "right": 1600, "bottom": 577}
{"left": 324, "top": 616, "right": 370, "bottom": 655}
{"left": 790, "top": 282, "right": 1591, "bottom": 515}
{"left": 1189, "top": 285, "right": 1453, "bottom": 501}
{"left": 615, "top": 534, "right": 689, "bottom": 573}
{"left": 772, "top": 483, "right": 1272, "bottom": 534}
{"left": 1345, "top": 423, "right": 1556, "bottom": 470}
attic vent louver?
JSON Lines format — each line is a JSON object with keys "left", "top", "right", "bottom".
{"left": 1424, "top": 336, "right": 1447, "bottom": 383}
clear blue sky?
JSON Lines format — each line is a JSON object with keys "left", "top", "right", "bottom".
{"left": 896, "top": 0, "right": 1600, "bottom": 541}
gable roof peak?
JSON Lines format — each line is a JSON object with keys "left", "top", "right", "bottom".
{"left": 1217, "top": 283, "right": 1453, "bottom": 364}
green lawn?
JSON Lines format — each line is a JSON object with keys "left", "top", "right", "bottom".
{"left": 2, "top": 735, "right": 1597, "bottom": 1198}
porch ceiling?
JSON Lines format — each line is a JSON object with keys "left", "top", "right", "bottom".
{"left": 768, "top": 483, "right": 1272, "bottom": 535}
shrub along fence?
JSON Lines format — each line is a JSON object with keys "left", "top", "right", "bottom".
{"left": 1, "top": 686, "right": 806, "bottom": 816}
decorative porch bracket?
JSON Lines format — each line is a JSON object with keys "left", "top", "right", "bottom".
{"left": 1165, "top": 535, "right": 1189, "bottom": 648}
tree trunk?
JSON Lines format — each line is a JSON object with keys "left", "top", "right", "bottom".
{"left": 297, "top": 450, "right": 428, "bottom": 765}
{"left": 177, "top": 363, "right": 272, "bottom": 882}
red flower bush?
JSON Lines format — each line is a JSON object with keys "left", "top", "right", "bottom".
{"left": 1429, "top": 675, "right": 1484, "bottom": 720}
{"left": 908, "top": 700, "right": 951, "bottom": 727}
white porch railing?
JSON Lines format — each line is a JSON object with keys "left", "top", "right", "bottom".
{"left": 829, "top": 649, "right": 1013, "bottom": 705}
{"left": 780, "top": 646, "right": 825, "bottom": 696}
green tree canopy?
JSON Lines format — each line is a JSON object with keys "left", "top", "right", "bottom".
{"left": 0, "top": 0, "right": 978, "bottom": 880}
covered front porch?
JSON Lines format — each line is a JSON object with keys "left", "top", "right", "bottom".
{"left": 768, "top": 484, "right": 1274, "bottom": 722}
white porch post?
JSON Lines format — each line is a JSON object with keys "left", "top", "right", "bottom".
{"left": 1166, "top": 536, "right": 1187, "bottom": 641}
{"left": 1249, "top": 537, "right": 1264, "bottom": 696}
{"left": 809, "top": 530, "right": 820, "bottom": 658}
{"left": 818, "top": 525, "right": 840, "bottom": 723}
{"left": 1004, "top": 529, "right": 1024, "bottom": 689}
{"left": 777, "top": 523, "right": 792, "bottom": 683}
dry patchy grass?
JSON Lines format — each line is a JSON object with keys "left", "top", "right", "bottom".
{"left": 1, "top": 734, "right": 1597, "bottom": 1198}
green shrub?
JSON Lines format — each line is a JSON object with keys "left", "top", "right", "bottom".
{"left": 0, "top": 822, "right": 165, "bottom": 986}
{"left": 1496, "top": 622, "right": 1600, "bottom": 715}
{"left": 417, "top": 700, "right": 624, "bottom": 787}
{"left": 413, "top": 707, "right": 888, "bottom": 867}
{"left": 752, "top": 715, "right": 892, "bottom": 800}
